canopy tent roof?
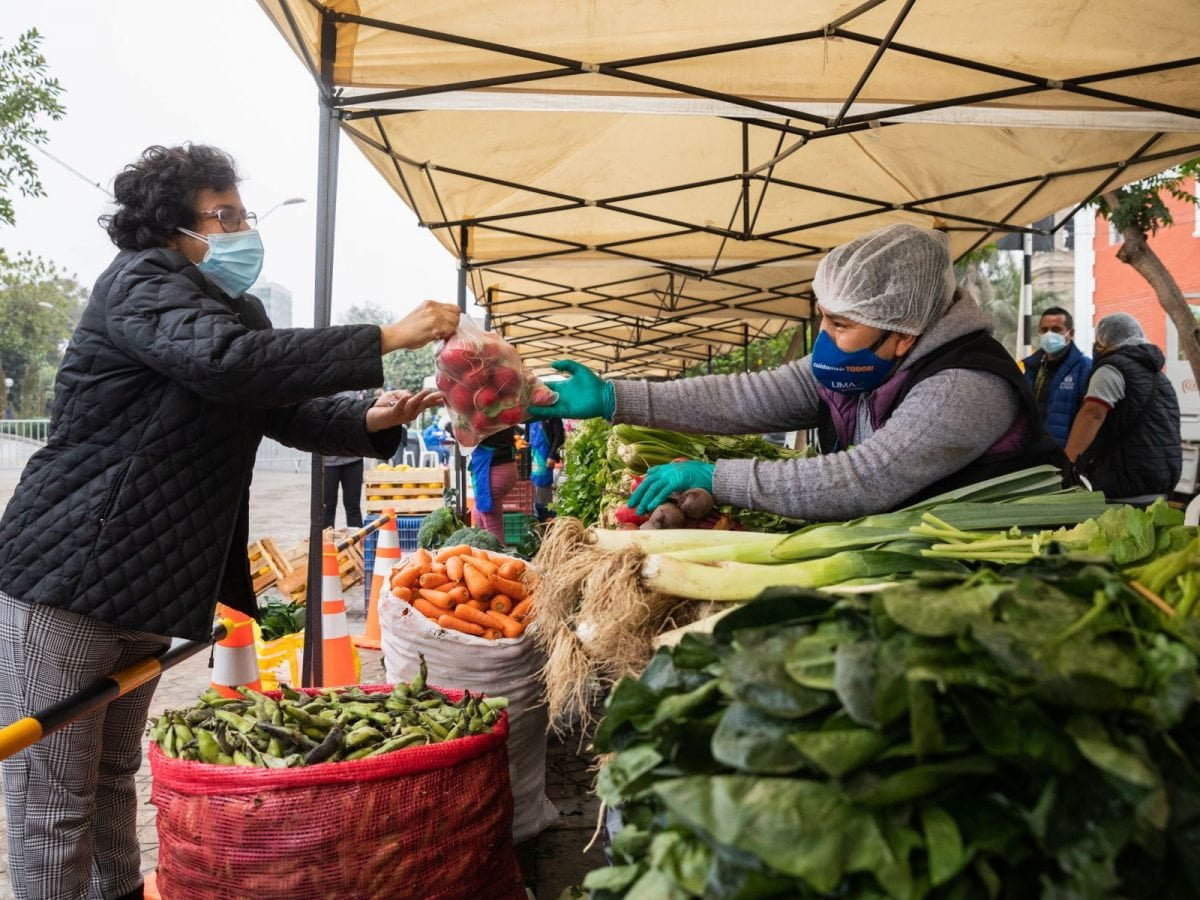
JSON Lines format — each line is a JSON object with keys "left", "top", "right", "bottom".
{"left": 259, "top": 0, "right": 1200, "bottom": 376}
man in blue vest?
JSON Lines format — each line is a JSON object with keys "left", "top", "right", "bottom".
{"left": 1022, "top": 306, "right": 1091, "bottom": 447}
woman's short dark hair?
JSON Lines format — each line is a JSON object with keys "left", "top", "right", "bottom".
{"left": 99, "top": 144, "right": 240, "bottom": 250}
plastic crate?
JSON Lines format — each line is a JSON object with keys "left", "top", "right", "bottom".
{"left": 500, "top": 479, "right": 534, "bottom": 514}
{"left": 396, "top": 515, "right": 424, "bottom": 552}
{"left": 503, "top": 513, "right": 535, "bottom": 547}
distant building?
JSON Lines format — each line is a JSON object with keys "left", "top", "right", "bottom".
{"left": 251, "top": 280, "right": 293, "bottom": 328}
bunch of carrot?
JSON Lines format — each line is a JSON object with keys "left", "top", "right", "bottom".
{"left": 387, "top": 545, "right": 536, "bottom": 640}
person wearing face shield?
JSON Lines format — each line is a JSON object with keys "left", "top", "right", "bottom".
{"left": 1021, "top": 307, "right": 1092, "bottom": 446}
{"left": 1065, "top": 312, "right": 1182, "bottom": 504}
{"left": 0, "top": 144, "right": 461, "bottom": 899}
{"left": 528, "top": 223, "right": 1069, "bottom": 522}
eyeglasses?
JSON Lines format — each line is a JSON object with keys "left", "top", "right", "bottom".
{"left": 197, "top": 208, "right": 258, "bottom": 233}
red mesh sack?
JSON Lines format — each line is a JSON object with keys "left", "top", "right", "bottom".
{"left": 435, "top": 316, "right": 557, "bottom": 448}
{"left": 150, "top": 685, "right": 524, "bottom": 900}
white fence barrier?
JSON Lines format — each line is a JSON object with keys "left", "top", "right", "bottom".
{"left": 1, "top": 421, "right": 308, "bottom": 473}
{"left": 0, "top": 420, "right": 49, "bottom": 470}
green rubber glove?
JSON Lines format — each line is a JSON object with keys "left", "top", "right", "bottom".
{"left": 527, "top": 360, "right": 616, "bottom": 420}
{"left": 628, "top": 460, "right": 715, "bottom": 516}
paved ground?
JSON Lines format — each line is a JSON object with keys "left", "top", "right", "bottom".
{"left": 0, "top": 468, "right": 604, "bottom": 899}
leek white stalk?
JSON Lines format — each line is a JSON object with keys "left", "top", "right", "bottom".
{"left": 590, "top": 528, "right": 776, "bottom": 555}
{"left": 641, "top": 550, "right": 958, "bottom": 602}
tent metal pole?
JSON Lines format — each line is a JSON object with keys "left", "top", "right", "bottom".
{"left": 454, "top": 223, "right": 470, "bottom": 522}
{"left": 1018, "top": 232, "right": 1033, "bottom": 358}
{"left": 303, "top": 11, "right": 340, "bottom": 688}
{"left": 743, "top": 324, "right": 750, "bottom": 373}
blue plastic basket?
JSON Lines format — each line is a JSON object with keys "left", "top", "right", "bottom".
{"left": 396, "top": 516, "right": 424, "bottom": 552}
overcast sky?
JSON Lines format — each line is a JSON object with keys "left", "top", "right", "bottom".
{"left": 0, "top": 1, "right": 473, "bottom": 327}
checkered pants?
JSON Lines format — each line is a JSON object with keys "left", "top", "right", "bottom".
{"left": 0, "top": 591, "right": 169, "bottom": 899}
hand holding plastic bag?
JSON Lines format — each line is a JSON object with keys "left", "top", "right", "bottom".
{"left": 434, "top": 317, "right": 558, "bottom": 448}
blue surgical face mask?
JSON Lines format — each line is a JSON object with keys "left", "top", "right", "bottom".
{"left": 178, "top": 227, "right": 264, "bottom": 297}
{"left": 810, "top": 329, "right": 898, "bottom": 394}
{"left": 1039, "top": 332, "right": 1069, "bottom": 356}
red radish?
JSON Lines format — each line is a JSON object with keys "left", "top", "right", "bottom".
{"left": 448, "top": 384, "right": 474, "bottom": 412}
{"left": 471, "top": 410, "right": 493, "bottom": 432}
{"left": 459, "top": 366, "right": 491, "bottom": 389}
{"left": 438, "top": 346, "right": 474, "bottom": 375}
{"left": 497, "top": 406, "right": 524, "bottom": 426}
{"left": 614, "top": 505, "right": 648, "bottom": 526}
{"left": 474, "top": 386, "right": 499, "bottom": 410}
{"left": 491, "top": 367, "right": 521, "bottom": 397}
{"left": 435, "top": 372, "right": 456, "bottom": 394}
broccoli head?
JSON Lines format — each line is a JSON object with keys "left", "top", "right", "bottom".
{"left": 417, "top": 507, "right": 464, "bottom": 550}
{"left": 441, "top": 527, "right": 505, "bottom": 553}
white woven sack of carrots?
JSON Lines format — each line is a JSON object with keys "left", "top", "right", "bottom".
{"left": 378, "top": 545, "right": 557, "bottom": 844}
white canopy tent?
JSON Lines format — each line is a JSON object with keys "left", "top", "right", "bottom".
{"left": 255, "top": 0, "right": 1200, "bottom": 680}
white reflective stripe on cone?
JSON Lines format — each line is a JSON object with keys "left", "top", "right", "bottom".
{"left": 323, "top": 611, "right": 350, "bottom": 640}
{"left": 213, "top": 646, "right": 261, "bottom": 686}
{"left": 322, "top": 574, "right": 343, "bottom": 602}
{"left": 373, "top": 554, "right": 392, "bottom": 577}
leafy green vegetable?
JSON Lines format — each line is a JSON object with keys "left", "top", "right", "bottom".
{"left": 257, "top": 597, "right": 306, "bottom": 642}
{"left": 417, "top": 506, "right": 464, "bottom": 550}
{"left": 554, "top": 418, "right": 613, "bottom": 526}
{"left": 440, "top": 526, "right": 504, "bottom": 552}
{"left": 585, "top": 562, "right": 1200, "bottom": 898}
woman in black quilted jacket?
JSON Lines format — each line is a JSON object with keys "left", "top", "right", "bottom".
{"left": 0, "top": 144, "right": 459, "bottom": 899}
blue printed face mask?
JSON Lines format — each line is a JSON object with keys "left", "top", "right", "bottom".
{"left": 810, "top": 329, "right": 898, "bottom": 394}
{"left": 178, "top": 227, "right": 264, "bottom": 297}
{"left": 1039, "top": 332, "right": 1069, "bottom": 355}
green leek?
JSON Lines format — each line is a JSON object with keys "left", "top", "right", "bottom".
{"left": 641, "top": 551, "right": 965, "bottom": 602}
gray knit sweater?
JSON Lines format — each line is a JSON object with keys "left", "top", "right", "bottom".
{"left": 612, "top": 294, "right": 1020, "bottom": 521}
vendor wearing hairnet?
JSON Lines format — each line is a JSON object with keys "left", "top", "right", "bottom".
{"left": 1065, "top": 312, "right": 1181, "bottom": 504}
{"left": 529, "top": 224, "right": 1069, "bottom": 521}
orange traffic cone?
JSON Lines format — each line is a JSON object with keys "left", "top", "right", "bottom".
{"left": 211, "top": 603, "right": 262, "bottom": 698}
{"left": 320, "top": 539, "right": 359, "bottom": 687}
{"left": 354, "top": 510, "right": 400, "bottom": 650}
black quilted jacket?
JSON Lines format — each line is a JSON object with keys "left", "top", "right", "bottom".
{"left": 0, "top": 248, "right": 401, "bottom": 641}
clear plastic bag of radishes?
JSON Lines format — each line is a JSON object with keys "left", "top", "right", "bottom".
{"left": 434, "top": 317, "right": 558, "bottom": 448}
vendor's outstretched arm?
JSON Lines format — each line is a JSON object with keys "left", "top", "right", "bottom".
{"left": 712, "top": 369, "right": 1020, "bottom": 521}
{"left": 529, "top": 358, "right": 821, "bottom": 434}
{"left": 612, "top": 362, "right": 821, "bottom": 433}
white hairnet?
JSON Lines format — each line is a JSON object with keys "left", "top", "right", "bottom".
{"left": 1095, "top": 312, "right": 1147, "bottom": 349}
{"left": 813, "top": 224, "right": 956, "bottom": 335}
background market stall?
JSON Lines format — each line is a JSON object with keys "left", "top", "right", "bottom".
{"left": 253, "top": 0, "right": 1200, "bottom": 682}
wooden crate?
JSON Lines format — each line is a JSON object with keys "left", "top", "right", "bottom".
{"left": 247, "top": 540, "right": 278, "bottom": 594}
{"left": 363, "top": 466, "right": 448, "bottom": 514}
{"left": 275, "top": 537, "right": 363, "bottom": 603}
